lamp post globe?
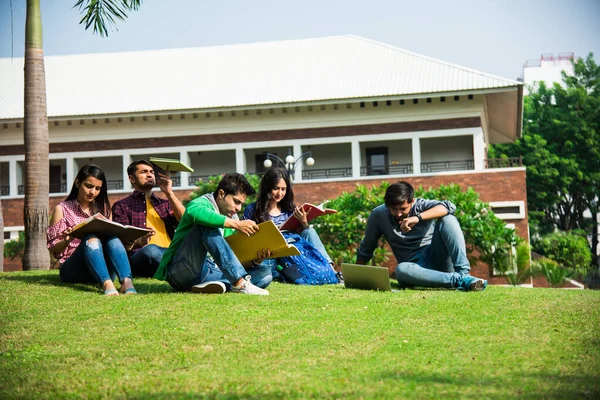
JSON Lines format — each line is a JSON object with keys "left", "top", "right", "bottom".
{"left": 263, "top": 158, "right": 273, "bottom": 168}
{"left": 285, "top": 154, "right": 295, "bottom": 164}
{"left": 306, "top": 157, "right": 315, "bottom": 166}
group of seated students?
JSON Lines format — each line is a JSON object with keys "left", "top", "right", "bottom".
{"left": 47, "top": 160, "right": 488, "bottom": 296}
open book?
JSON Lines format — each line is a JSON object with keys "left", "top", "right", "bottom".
{"left": 149, "top": 157, "right": 194, "bottom": 173}
{"left": 225, "top": 220, "right": 300, "bottom": 264}
{"left": 69, "top": 213, "right": 152, "bottom": 243}
{"left": 279, "top": 201, "right": 338, "bottom": 231}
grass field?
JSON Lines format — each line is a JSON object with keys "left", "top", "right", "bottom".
{"left": 1, "top": 271, "right": 599, "bottom": 399}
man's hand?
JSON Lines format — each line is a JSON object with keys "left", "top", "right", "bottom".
{"left": 233, "top": 220, "right": 259, "bottom": 236}
{"left": 400, "top": 216, "right": 419, "bottom": 233}
{"left": 124, "top": 229, "right": 155, "bottom": 250}
{"left": 252, "top": 248, "right": 273, "bottom": 266}
{"left": 156, "top": 171, "right": 173, "bottom": 194}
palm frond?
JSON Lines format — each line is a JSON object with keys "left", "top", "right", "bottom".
{"left": 74, "top": 0, "right": 142, "bottom": 37}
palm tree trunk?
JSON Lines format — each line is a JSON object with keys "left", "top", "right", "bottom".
{"left": 23, "top": 0, "right": 50, "bottom": 270}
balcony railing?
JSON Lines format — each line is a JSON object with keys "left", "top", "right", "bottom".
{"left": 106, "top": 180, "right": 123, "bottom": 190}
{"left": 421, "top": 160, "right": 474, "bottom": 173}
{"left": 188, "top": 175, "right": 215, "bottom": 185}
{"left": 302, "top": 167, "right": 352, "bottom": 180}
{"left": 361, "top": 163, "right": 413, "bottom": 176}
{"left": 485, "top": 157, "right": 523, "bottom": 168}
{"left": 1, "top": 186, "right": 9, "bottom": 196}
{"left": 19, "top": 184, "right": 68, "bottom": 195}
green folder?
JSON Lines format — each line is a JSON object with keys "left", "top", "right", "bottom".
{"left": 149, "top": 157, "right": 194, "bottom": 173}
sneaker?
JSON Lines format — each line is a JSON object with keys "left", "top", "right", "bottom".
{"left": 191, "top": 281, "right": 226, "bottom": 294}
{"left": 458, "top": 275, "right": 488, "bottom": 291}
{"left": 335, "top": 270, "right": 344, "bottom": 284}
{"left": 231, "top": 276, "right": 269, "bottom": 296}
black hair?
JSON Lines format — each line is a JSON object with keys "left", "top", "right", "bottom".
{"left": 384, "top": 180, "right": 415, "bottom": 207}
{"left": 254, "top": 167, "right": 294, "bottom": 223}
{"left": 214, "top": 173, "right": 256, "bottom": 199}
{"left": 66, "top": 164, "right": 111, "bottom": 217}
{"left": 127, "top": 159, "right": 153, "bottom": 177}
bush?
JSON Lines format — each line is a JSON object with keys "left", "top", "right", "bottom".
{"left": 536, "top": 257, "right": 569, "bottom": 287}
{"left": 533, "top": 230, "right": 592, "bottom": 277}
{"left": 4, "top": 231, "right": 24, "bottom": 260}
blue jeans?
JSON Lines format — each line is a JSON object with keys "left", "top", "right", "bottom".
{"left": 59, "top": 234, "right": 132, "bottom": 284}
{"left": 394, "top": 215, "right": 470, "bottom": 288}
{"left": 166, "top": 225, "right": 272, "bottom": 291}
{"left": 129, "top": 244, "right": 166, "bottom": 277}
{"left": 300, "top": 227, "right": 332, "bottom": 264}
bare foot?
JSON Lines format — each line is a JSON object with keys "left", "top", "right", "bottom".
{"left": 102, "top": 280, "right": 119, "bottom": 296}
{"left": 119, "top": 278, "right": 137, "bottom": 295}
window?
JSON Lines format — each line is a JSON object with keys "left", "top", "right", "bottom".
{"left": 489, "top": 201, "right": 525, "bottom": 220}
{"left": 366, "top": 147, "right": 388, "bottom": 175}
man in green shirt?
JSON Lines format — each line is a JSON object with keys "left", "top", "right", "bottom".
{"left": 154, "top": 173, "right": 271, "bottom": 295}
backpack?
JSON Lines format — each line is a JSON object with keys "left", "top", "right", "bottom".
{"left": 277, "top": 233, "right": 339, "bottom": 285}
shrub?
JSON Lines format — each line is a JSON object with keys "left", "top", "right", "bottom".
{"left": 4, "top": 231, "right": 24, "bottom": 260}
{"left": 536, "top": 257, "right": 569, "bottom": 287}
{"left": 533, "top": 230, "right": 592, "bottom": 277}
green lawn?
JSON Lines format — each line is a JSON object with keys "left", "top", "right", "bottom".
{"left": 1, "top": 271, "right": 599, "bottom": 399}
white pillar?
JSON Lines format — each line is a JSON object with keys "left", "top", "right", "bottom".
{"left": 235, "top": 148, "right": 246, "bottom": 174}
{"left": 293, "top": 143, "right": 303, "bottom": 181}
{"left": 411, "top": 135, "right": 421, "bottom": 175}
{"left": 351, "top": 140, "right": 361, "bottom": 178}
{"left": 65, "top": 156, "right": 75, "bottom": 192}
{"left": 123, "top": 153, "right": 132, "bottom": 190}
{"left": 180, "top": 150, "right": 190, "bottom": 187}
{"left": 9, "top": 159, "right": 18, "bottom": 196}
{"left": 473, "top": 128, "right": 485, "bottom": 170}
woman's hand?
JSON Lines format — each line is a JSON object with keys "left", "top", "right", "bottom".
{"left": 293, "top": 206, "right": 309, "bottom": 228}
{"left": 61, "top": 227, "right": 74, "bottom": 243}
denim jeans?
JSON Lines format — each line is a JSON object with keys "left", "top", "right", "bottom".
{"left": 394, "top": 215, "right": 470, "bottom": 288}
{"left": 300, "top": 227, "right": 332, "bottom": 264}
{"left": 129, "top": 244, "right": 167, "bottom": 278}
{"left": 59, "top": 234, "right": 132, "bottom": 284}
{"left": 166, "top": 225, "right": 272, "bottom": 291}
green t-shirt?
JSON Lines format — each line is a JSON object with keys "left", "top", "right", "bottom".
{"left": 154, "top": 193, "right": 236, "bottom": 280}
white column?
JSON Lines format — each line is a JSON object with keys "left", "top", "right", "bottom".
{"left": 411, "top": 135, "right": 421, "bottom": 175}
{"left": 235, "top": 147, "right": 246, "bottom": 174}
{"left": 65, "top": 156, "right": 75, "bottom": 192}
{"left": 123, "top": 153, "right": 132, "bottom": 190}
{"left": 293, "top": 143, "right": 303, "bottom": 181}
{"left": 351, "top": 140, "right": 361, "bottom": 178}
{"left": 180, "top": 150, "right": 190, "bottom": 187}
{"left": 9, "top": 159, "right": 18, "bottom": 196}
{"left": 473, "top": 128, "right": 485, "bottom": 170}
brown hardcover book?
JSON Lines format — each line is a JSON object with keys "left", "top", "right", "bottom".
{"left": 225, "top": 220, "right": 300, "bottom": 264}
{"left": 279, "top": 201, "right": 337, "bottom": 231}
{"left": 70, "top": 213, "right": 152, "bottom": 243}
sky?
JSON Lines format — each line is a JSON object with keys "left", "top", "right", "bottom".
{"left": 0, "top": 0, "right": 599, "bottom": 80}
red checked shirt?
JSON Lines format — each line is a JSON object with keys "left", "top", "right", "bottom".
{"left": 111, "top": 190, "right": 178, "bottom": 254}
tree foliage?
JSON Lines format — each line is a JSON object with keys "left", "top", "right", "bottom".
{"left": 534, "top": 230, "right": 592, "bottom": 277}
{"left": 489, "top": 53, "right": 600, "bottom": 264}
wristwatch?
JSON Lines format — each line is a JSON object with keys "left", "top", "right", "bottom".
{"left": 415, "top": 212, "right": 423, "bottom": 223}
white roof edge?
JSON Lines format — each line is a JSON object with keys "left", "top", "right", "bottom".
{"left": 350, "top": 35, "right": 522, "bottom": 85}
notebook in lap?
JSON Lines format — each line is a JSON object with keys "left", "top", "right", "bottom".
{"left": 341, "top": 263, "right": 393, "bottom": 292}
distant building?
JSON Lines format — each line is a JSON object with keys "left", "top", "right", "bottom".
{"left": 521, "top": 52, "right": 574, "bottom": 94}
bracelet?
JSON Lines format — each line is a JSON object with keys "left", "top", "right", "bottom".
{"left": 415, "top": 213, "right": 423, "bottom": 223}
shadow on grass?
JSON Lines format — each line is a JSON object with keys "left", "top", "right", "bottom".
{"left": 378, "top": 369, "right": 600, "bottom": 399}
{"left": 0, "top": 271, "right": 175, "bottom": 295}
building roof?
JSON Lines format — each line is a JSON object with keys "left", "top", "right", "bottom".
{"left": 0, "top": 35, "right": 521, "bottom": 120}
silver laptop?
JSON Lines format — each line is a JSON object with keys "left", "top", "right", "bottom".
{"left": 341, "top": 263, "right": 393, "bottom": 292}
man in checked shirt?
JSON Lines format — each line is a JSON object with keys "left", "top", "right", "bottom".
{"left": 112, "top": 160, "right": 186, "bottom": 277}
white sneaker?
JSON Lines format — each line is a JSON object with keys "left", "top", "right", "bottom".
{"left": 231, "top": 276, "right": 269, "bottom": 296}
{"left": 191, "top": 281, "right": 226, "bottom": 294}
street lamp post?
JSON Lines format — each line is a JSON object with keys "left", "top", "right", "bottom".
{"left": 263, "top": 151, "right": 315, "bottom": 179}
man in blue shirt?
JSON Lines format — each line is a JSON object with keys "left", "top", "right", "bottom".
{"left": 357, "top": 181, "right": 487, "bottom": 291}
